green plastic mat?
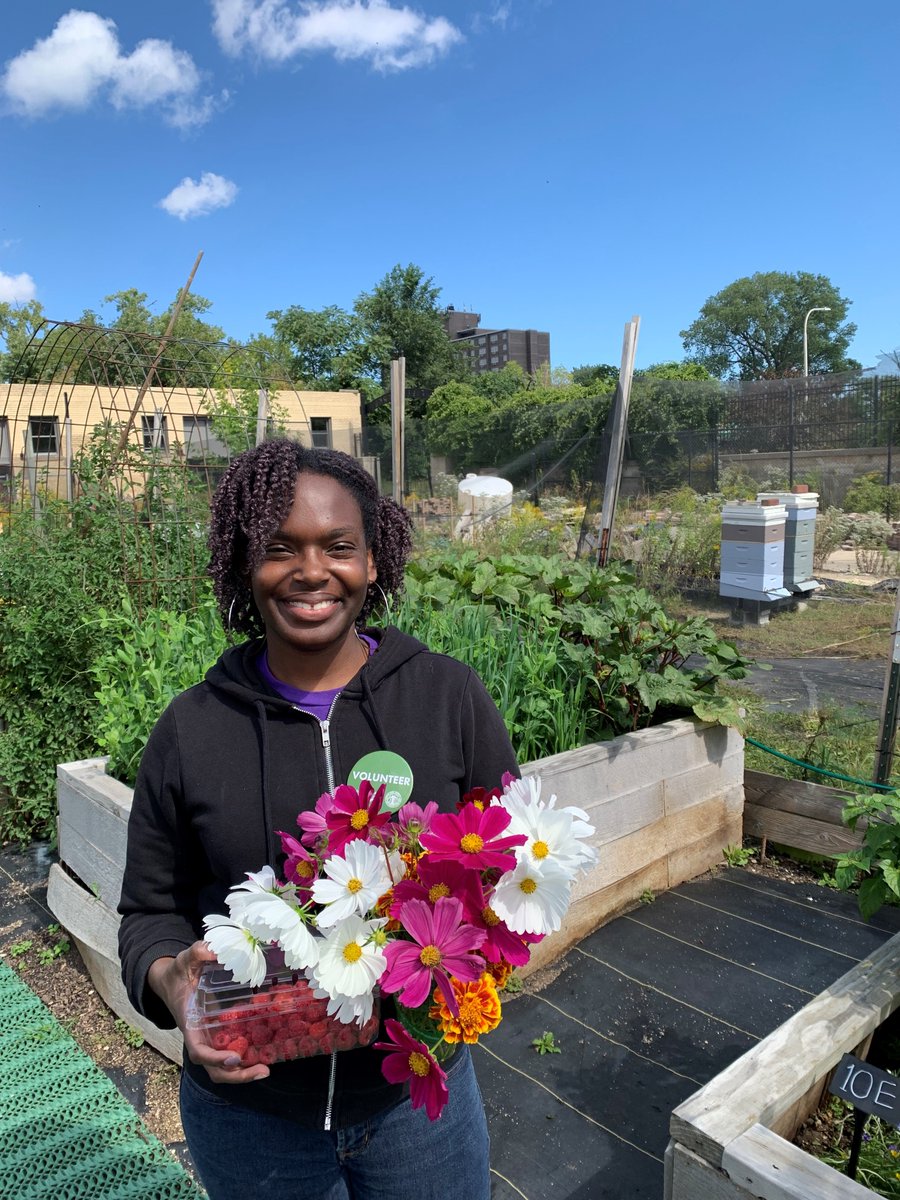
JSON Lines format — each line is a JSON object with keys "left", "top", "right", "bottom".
{"left": 0, "top": 959, "right": 205, "bottom": 1199}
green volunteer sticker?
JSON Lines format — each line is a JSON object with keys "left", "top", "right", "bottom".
{"left": 348, "top": 751, "right": 414, "bottom": 812}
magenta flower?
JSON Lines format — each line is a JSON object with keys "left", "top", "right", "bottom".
{"left": 397, "top": 801, "right": 438, "bottom": 848}
{"left": 381, "top": 897, "right": 486, "bottom": 1016}
{"left": 390, "top": 859, "right": 477, "bottom": 920}
{"left": 474, "top": 878, "right": 531, "bottom": 967}
{"left": 325, "top": 780, "right": 390, "bottom": 856}
{"left": 275, "top": 830, "right": 317, "bottom": 900}
{"left": 420, "top": 803, "right": 527, "bottom": 872}
{"left": 297, "top": 792, "right": 334, "bottom": 851}
{"left": 374, "top": 1018, "right": 449, "bottom": 1121}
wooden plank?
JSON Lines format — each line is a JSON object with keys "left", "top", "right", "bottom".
{"left": 667, "top": 811, "right": 744, "bottom": 890}
{"left": 721, "top": 1123, "right": 873, "bottom": 1199}
{"left": 47, "top": 864, "right": 182, "bottom": 1064}
{"left": 670, "top": 930, "right": 900, "bottom": 1169}
{"left": 56, "top": 816, "right": 125, "bottom": 911}
{"left": 669, "top": 1142, "right": 750, "bottom": 1200}
{"left": 744, "top": 769, "right": 854, "bottom": 824}
{"left": 57, "top": 758, "right": 131, "bottom": 910}
{"left": 743, "top": 803, "right": 863, "bottom": 858}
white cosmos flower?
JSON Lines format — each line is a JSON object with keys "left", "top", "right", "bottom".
{"left": 202, "top": 913, "right": 268, "bottom": 987}
{"left": 502, "top": 774, "right": 543, "bottom": 808}
{"left": 307, "top": 915, "right": 387, "bottom": 1000}
{"left": 310, "top": 983, "right": 377, "bottom": 1026}
{"left": 312, "top": 840, "right": 392, "bottom": 928}
{"left": 490, "top": 857, "right": 572, "bottom": 936}
{"left": 502, "top": 790, "right": 598, "bottom": 879}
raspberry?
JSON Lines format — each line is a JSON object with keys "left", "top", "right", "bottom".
{"left": 251, "top": 992, "right": 271, "bottom": 1007}
{"left": 258, "top": 1044, "right": 279, "bottom": 1065}
{"left": 298, "top": 1036, "right": 319, "bottom": 1057}
{"left": 287, "top": 1015, "right": 309, "bottom": 1036}
{"left": 212, "top": 1031, "right": 232, "bottom": 1050}
{"left": 249, "top": 1023, "right": 271, "bottom": 1048}
{"left": 280, "top": 1037, "right": 299, "bottom": 1060}
{"left": 335, "top": 1027, "right": 357, "bottom": 1051}
{"left": 359, "top": 1016, "right": 379, "bottom": 1043}
{"left": 308, "top": 1020, "right": 329, "bottom": 1040}
{"left": 242, "top": 1046, "right": 260, "bottom": 1067}
{"left": 226, "top": 1036, "right": 249, "bottom": 1058}
{"left": 219, "top": 1007, "right": 242, "bottom": 1022}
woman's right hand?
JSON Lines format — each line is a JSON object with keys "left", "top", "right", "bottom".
{"left": 148, "top": 942, "right": 271, "bottom": 1085}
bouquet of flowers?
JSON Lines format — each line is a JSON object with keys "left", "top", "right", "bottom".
{"left": 199, "top": 773, "right": 597, "bottom": 1120}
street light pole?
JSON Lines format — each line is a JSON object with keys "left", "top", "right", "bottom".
{"left": 803, "top": 306, "right": 831, "bottom": 377}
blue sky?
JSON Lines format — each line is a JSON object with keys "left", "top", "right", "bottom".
{"left": 1, "top": 1, "right": 897, "bottom": 372}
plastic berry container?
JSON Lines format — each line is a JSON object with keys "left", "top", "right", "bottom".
{"left": 186, "top": 946, "right": 380, "bottom": 1067}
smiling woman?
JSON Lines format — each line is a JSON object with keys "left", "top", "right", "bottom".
{"left": 117, "top": 439, "right": 518, "bottom": 1200}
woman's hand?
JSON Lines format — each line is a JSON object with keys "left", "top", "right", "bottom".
{"left": 148, "top": 942, "right": 271, "bottom": 1085}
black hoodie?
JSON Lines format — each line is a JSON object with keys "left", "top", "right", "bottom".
{"left": 118, "top": 625, "right": 517, "bottom": 1130}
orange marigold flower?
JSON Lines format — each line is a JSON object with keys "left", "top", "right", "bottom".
{"left": 429, "top": 973, "right": 502, "bottom": 1044}
{"left": 485, "top": 958, "right": 514, "bottom": 990}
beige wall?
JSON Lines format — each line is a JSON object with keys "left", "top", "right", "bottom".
{"left": 0, "top": 382, "right": 363, "bottom": 504}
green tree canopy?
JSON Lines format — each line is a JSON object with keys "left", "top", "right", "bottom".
{"left": 680, "top": 271, "right": 859, "bottom": 380}
{"left": 266, "top": 304, "right": 366, "bottom": 391}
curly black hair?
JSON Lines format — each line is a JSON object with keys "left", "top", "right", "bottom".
{"left": 208, "top": 440, "right": 413, "bottom": 638}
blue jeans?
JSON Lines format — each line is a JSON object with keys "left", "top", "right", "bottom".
{"left": 179, "top": 1048, "right": 490, "bottom": 1200}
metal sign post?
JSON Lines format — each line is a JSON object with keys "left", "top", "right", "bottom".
{"left": 597, "top": 316, "right": 640, "bottom": 567}
{"left": 875, "top": 580, "right": 900, "bottom": 785}
{"left": 390, "top": 356, "right": 406, "bottom": 504}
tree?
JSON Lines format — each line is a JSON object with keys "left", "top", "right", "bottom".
{"left": 353, "top": 263, "right": 465, "bottom": 410}
{"left": 571, "top": 363, "right": 619, "bottom": 392}
{"left": 680, "top": 272, "right": 859, "bottom": 380}
{"left": 266, "top": 304, "right": 367, "bottom": 391}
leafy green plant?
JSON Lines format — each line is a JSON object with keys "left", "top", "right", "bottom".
{"left": 531, "top": 1031, "right": 561, "bottom": 1055}
{"left": 114, "top": 1018, "right": 146, "bottom": 1050}
{"left": 722, "top": 844, "right": 755, "bottom": 867}
{"left": 639, "top": 889, "right": 656, "bottom": 905}
{"left": 8, "top": 939, "right": 32, "bottom": 958}
{"left": 835, "top": 790, "right": 900, "bottom": 919}
{"left": 818, "top": 1098, "right": 900, "bottom": 1197}
{"left": 843, "top": 473, "right": 900, "bottom": 522}
{"left": 90, "top": 595, "right": 229, "bottom": 785}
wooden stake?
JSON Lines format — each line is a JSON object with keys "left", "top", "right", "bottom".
{"left": 597, "top": 315, "right": 640, "bottom": 567}
{"left": 114, "top": 250, "right": 204, "bottom": 457}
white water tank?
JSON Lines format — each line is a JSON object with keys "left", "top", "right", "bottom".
{"left": 456, "top": 474, "right": 514, "bottom": 523}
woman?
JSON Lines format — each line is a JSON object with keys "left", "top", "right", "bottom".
{"left": 118, "top": 440, "right": 518, "bottom": 1200}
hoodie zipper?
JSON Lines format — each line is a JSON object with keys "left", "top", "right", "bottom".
{"left": 293, "top": 695, "right": 341, "bottom": 1130}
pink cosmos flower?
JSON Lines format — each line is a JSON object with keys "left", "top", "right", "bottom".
{"left": 456, "top": 786, "right": 501, "bottom": 813}
{"left": 374, "top": 1018, "right": 449, "bottom": 1121}
{"left": 325, "top": 780, "right": 390, "bottom": 856}
{"left": 470, "top": 876, "right": 532, "bottom": 967}
{"left": 276, "top": 831, "right": 317, "bottom": 900}
{"left": 420, "top": 804, "right": 527, "bottom": 872}
{"left": 390, "top": 859, "right": 477, "bottom": 920}
{"left": 381, "top": 897, "right": 486, "bottom": 1017}
{"left": 297, "top": 792, "right": 334, "bottom": 851}
{"left": 397, "top": 801, "right": 438, "bottom": 848}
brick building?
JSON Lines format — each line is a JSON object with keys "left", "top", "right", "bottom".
{"left": 444, "top": 308, "right": 550, "bottom": 377}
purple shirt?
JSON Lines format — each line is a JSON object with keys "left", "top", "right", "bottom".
{"left": 257, "top": 635, "right": 377, "bottom": 721}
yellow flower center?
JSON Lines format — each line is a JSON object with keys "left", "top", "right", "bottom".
{"left": 428, "top": 883, "right": 451, "bottom": 903}
{"left": 481, "top": 906, "right": 501, "bottom": 927}
{"left": 460, "top": 833, "right": 484, "bottom": 854}
{"left": 350, "top": 810, "right": 370, "bottom": 830}
{"left": 531, "top": 840, "right": 550, "bottom": 860}
{"left": 295, "top": 861, "right": 313, "bottom": 879}
{"left": 519, "top": 878, "right": 538, "bottom": 895}
{"left": 408, "top": 1052, "right": 431, "bottom": 1077}
{"left": 419, "top": 944, "right": 442, "bottom": 968}
{"left": 347, "top": 878, "right": 364, "bottom": 894}
{"left": 343, "top": 942, "right": 363, "bottom": 963}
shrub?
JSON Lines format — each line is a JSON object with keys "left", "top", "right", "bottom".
{"left": 843, "top": 473, "right": 900, "bottom": 521}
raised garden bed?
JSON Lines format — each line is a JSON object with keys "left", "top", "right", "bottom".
{"left": 48, "top": 718, "right": 745, "bottom": 1061}
{"left": 667, "top": 930, "right": 900, "bottom": 1199}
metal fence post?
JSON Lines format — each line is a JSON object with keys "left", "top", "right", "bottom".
{"left": 788, "top": 385, "right": 795, "bottom": 488}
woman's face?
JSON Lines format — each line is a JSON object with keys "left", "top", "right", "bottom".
{"left": 251, "top": 472, "right": 376, "bottom": 664}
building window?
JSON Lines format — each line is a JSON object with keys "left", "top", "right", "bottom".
{"left": 28, "top": 416, "right": 59, "bottom": 455}
{"left": 141, "top": 413, "right": 168, "bottom": 451}
{"left": 310, "top": 417, "right": 332, "bottom": 449}
{"left": 490, "top": 334, "right": 498, "bottom": 343}
{"left": 182, "top": 415, "right": 229, "bottom": 461}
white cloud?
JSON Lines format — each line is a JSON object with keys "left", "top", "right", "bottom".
{"left": 211, "top": 0, "right": 462, "bottom": 71}
{"left": 0, "top": 272, "right": 37, "bottom": 304}
{"left": 159, "top": 173, "right": 239, "bottom": 220}
{"left": 2, "top": 10, "right": 218, "bottom": 127}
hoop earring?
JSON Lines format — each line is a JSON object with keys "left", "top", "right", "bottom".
{"left": 369, "top": 581, "right": 390, "bottom": 612}
{"left": 227, "top": 595, "right": 237, "bottom": 630}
